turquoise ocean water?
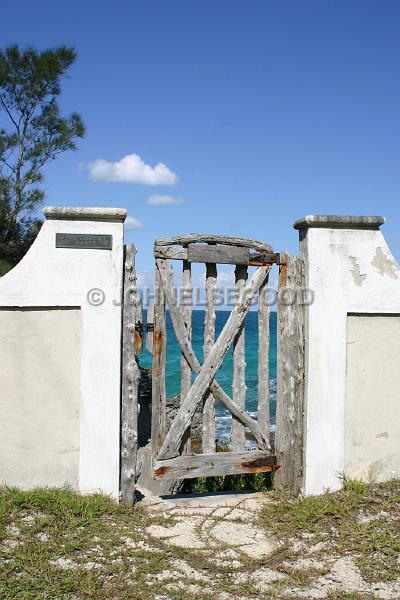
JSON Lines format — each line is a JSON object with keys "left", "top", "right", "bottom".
{"left": 140, "top": 310, "right": 277, "bottom": 442}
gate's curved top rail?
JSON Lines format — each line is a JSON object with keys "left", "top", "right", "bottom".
{"left": 154, "top": 233, "right": 273, "bottom": 254}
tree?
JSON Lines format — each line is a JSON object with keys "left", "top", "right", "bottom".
{"left": 0, "top": 45, "right": 84, "bottom": 274}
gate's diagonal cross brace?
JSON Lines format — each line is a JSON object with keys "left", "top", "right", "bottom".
{"left": 156, "top": 258, "right": 271, "bottom": 460}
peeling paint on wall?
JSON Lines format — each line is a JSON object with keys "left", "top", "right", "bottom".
{"left": 348, "top": 256, "right": 366, "bottom": 287}
{"left": 371, "top": 247, "right": 399, "bottom": 279}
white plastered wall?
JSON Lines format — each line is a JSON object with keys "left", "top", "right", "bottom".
{"left": 297, "top": 216, "right": 400, "bottom": 495}
{"left": 0, "top": 207, "right": 126, "bottom": 498}
{"left": 0, "top": 308, "right": 82, "bottom": 489}
{"left": 345, "top": 314, "right": 400, "bottom": 482}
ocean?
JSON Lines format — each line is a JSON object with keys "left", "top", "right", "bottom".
{"left": 140, "top": 310, "right": 277, "bottom": 443}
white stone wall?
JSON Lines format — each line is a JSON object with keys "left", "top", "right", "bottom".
{"left": 297, "top": 216, "right": 400, "bottom": 495}
{"left": 0, "top": 207, "right": 126, "bottom": 498}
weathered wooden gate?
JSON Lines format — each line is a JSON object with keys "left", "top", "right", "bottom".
{"left": 150, "top": 234, "right": 282, "bottom": 481}
{"left": 119, "top": 236, "right": 305, "bottom": 503}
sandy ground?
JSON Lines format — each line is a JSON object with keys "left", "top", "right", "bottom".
{"left": 136, "top": 487, "right": 400, "bottom": 599}
{"left": 2, "top": 485, "right": 399, "bottom": 599}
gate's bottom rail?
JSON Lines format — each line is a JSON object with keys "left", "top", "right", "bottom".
{"left": 154, "top": 450, "right": 278, "bottom": 480}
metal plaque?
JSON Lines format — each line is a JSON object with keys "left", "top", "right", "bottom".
{"left": 56, "top": 233, "right": 113, "bottom": 250}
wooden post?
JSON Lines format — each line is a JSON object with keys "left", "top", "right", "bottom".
{"left": 202, "top": 262, "right": 217, "bottom": 453}
{"left": 181, "top": 254, "right": 192, "bottom": 453}
{"left": 257, "top": 274, "right": 270, "bottom": 441}
{"left": 231, "top": 265, "right": 248, "bottom": 451}
{"left": 120, "top": 244, "right": 141, "bottom": 504}
{"left": 275, "top": 252, "right": 305, "bottom": 496}
{"left": 151, "top": 266, "right": 167, "bottom": 457}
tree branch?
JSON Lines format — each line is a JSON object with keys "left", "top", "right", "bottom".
{"left": 0, "top": 96, "right": 19, "bottom": 132}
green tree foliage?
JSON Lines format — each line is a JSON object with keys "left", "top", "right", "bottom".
{"left": 0, "top": 45, "right": 84, "bottom": 274}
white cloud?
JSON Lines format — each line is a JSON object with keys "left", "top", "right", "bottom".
{"left": 147, "top": 194, "right": 185, "bottom": 205}
{"left": 86, "top": 153, "right": 178, "bottom": 185}
{"left": 125, "top": 216, "right": 144, "bottom": 230}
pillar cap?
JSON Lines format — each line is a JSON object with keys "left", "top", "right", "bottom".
{"left": 44, "top": 206, "right": 127, "bottom": 223}
{"left": 293, "top": 215, "right": 385, "bottom": 230}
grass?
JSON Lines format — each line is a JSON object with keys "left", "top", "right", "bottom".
{"left": 0, "top": 486, "right": 259, "bottom": 600}
{"left": 1, "top": 479, "right": 399, "bottom": 599}
{"left": 185, "top": 471, "right": 274, "bottom": 494}
{"left": 0, "top": 486, "right": 175, "bottom": 600}
{"left": 183, "top": 439, "right": 275, "bottom": 494}
{"left": 339, "top": 473, "right": 368, "bottom": 495}
{"left": 260, "top": 478, "right": 400, "bottom": 584}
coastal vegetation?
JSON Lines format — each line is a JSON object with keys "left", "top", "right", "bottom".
{"left": 1, "top": 478, "right": 399, "bottom": 599}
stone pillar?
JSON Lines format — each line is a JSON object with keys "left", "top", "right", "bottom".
{"left": 0, "top": 206, "right": 126, "bottom": 498}
{"left": 295, "top": 215, "right": 400, "bottom": 495}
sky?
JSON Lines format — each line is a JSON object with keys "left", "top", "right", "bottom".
{"left": 1, "top": 0, "right": 399, "bottom": 286}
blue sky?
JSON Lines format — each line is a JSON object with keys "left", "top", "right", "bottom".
{"left": 2, "top": 0, "right": 399, "bottom": 281}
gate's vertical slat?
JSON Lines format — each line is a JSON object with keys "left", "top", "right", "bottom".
{"left": 203, "top": 262, "right": 217, "bottom": 453}
{"left": 151, "top": 265, "right": 167, "bottom": 457}
{"left": 145, "top": 304, "right": 154, "bottom": 353}
{"left": 231, "top": 265, "right": 248, "bottom": 450}
{"left": 181, "top": 254, "right": 192, "bottom": 453}
{"left": 275, "top": 252, "right": 305, "bottom": 495}
{"left": 134, "top": 285, "right": 143, "bottom": 355}
{"left": 120, "top": 244, "right": 140, "bottom": 504}
{"left": 257, "top": 274, "right": 270, "bottom": 443}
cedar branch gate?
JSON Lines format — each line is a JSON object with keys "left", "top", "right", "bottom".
{"left": 120, "top": 234, "right": 305, "bottom": 503}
